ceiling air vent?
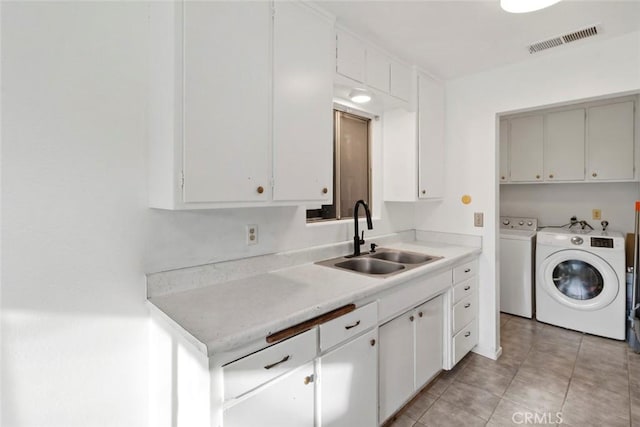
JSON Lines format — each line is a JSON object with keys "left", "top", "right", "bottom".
{"left": 528, "top": 25, "right": 600, "bottom": 54}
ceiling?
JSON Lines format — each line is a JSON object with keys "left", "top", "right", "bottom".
{"left": 317, "top": 0, "right": 640, "bottom": 80}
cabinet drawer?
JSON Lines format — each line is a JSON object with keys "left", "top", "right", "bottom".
{"left": 453, "top": 293, "right": 476, "bottom": 335}
{"left": 223, "top": 328, "right": 317, "bottom": 400}
{"left": 320, "top": 302, "right": 377, "bottom": 351}
{"left": 453, "top": 259, "right": 477, "bottom": 284}
{"left": 453, "top": 319, "right": 477, "bottom": 365}
{"left": 453, "top": 277, "right": 475, "bottom": 304}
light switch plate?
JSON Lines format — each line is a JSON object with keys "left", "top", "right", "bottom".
{"left": 474, "top": 212, "right": 483, "bottom": 227}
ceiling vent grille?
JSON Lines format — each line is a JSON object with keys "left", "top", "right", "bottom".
{"left": 528, "top": 25, "right": 600, "bottom": 54}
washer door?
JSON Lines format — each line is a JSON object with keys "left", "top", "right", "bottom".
{"left": 539, "top": 249, "right": 619, "bottom": 310}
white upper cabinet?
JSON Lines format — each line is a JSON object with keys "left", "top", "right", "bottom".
{"left": 336, "top": 30, "right": 365, "bottom": 83}
{"left": 148, "top": 1, "right": 272, "bottom": 209}
{"left": 366, "top": 48, "right": 391, "bottom": 93}
{"left": 509, "top": 115, "right": 544, "bottom": 182}
{"left": 499, "top": 119, "right": 509, "bottom": 182}
{"left": 390, "top": 61, "right": 412, "bottom": 102}
{"left": 544, "top": 108, "right": 585, "bottom": 182}
{"left": 418, "top": 73, "right": 445, "bottom": 199}
{"left": 272, "top": 2, "right": 334, "bottom": 202}
{"left": 587, "top": 101, "right": 635, "bottom": 181}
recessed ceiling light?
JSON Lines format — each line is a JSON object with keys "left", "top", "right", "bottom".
{"left": 349, "top": 88, "right": 372, "bottom": 104}
{"left": 501, "top": 0, "right": 561, "bottom": 13}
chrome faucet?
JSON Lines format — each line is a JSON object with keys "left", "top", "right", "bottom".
{"left": 352, "top": 200, "right": 373, "bottom": 257}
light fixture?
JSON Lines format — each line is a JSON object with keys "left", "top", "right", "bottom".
{"left": 501, "top": 0, "right": 561, "bottom": 13}
{"left": 348, "top": 88, "right": 372, "bottom": 104}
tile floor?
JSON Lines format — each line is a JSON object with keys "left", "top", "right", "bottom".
{"left": 386, "top": 313, "right": 640, "bottom": 427}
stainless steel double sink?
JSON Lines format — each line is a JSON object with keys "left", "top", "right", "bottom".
{"left": 316, "top": 247, "right": 442, "bottom": 278}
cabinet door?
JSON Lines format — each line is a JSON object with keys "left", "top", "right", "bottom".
{"left": 418, "top": 74, "right": 445, "bottom": 199}
{"left": 224, "top": 361, "right": 315, "bottom": 427}
{"left": 415, "top": 296, "right": 443, "bottom": 388}
{"left": 544, "top": 109, "right": 585, "bottom": 182}
{"left": 366, "top": 48, "right": 390, "bottom": 93}
{"left": 499, "top": 119, "right": 509, "bottom": 182}
{"left": 273, "top": 2, "right": 333, "bottom": 202}
{"left": 390, "top": 61, "right": 412, "bottom": 101}
{"left": 320, "top": 329, "right": 378, "bottom": 427}
{"left": 379, "top": 313, "right": 414, "bottom": 423}
{"left": 587, "top": 101, "right": 635, "bottom": 181}
{"left": 509, "top": 115, "right": 544, "bottom": 182}
{"left": 182, "top": 2, "right": 271, "bottom": 203}
{"left": 336, "top": 31, "right": 365, "bottom": 83}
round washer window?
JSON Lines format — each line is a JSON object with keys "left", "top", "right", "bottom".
{"left": 552, "top": 259, "right": 604, "bottom": 300}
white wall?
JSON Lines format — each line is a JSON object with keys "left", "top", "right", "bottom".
{"left": 415, "top": 31, "right": 640, "bottom": 358}
{"left": 501, "top": 182, "right": 640, "bottom": 235}
{"left": 0, "top": 3, "right": 414, "bottom": 426}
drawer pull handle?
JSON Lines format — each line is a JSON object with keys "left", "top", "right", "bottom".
{"left": 464, "top": 331, "right": 471, "bottom": 337}
{"left": 345, "top": 320, "right": 361, "bottom": 330}
{"left": 464, "top": 303, "right": 471, "bottom": 308}
{"left": 264, "top": 355, "right": 290, "bottom": 370}
{"left": 409, "top": 315, "right": 415, "bottom": 322}
{"left": 370, "top": 339, "right": 376, "bottom": 347}
{"left": 418, "top": 311, "right": 423, "bottom": 318}
{"left": 303, "top": 374, "right": 314, "bottom": 385}
{"left": 464, "top": 286, "right": 471, "bottom": 291}
{"left": 464, "top": 268, "right": 471, "bottom": 273}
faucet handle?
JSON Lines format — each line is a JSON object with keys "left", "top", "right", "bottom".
{"left": 360, "top": 230, "right": 365, "bottom": 244}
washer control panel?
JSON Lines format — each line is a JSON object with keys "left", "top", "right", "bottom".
{"left": 591, "top": 237, "right": 614, "bottom": 248}
{"left": 500, "top": 216, "right": 538, "bottom": 231}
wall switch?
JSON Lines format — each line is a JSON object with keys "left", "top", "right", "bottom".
{"left": 246, "top": 224, "right": 258, "bottom": 245}
{"left": 474, "top": 212, "right": 484, "bottom": 227}
{"left": 592, "top": 209, "right": 602, "bottom": 220}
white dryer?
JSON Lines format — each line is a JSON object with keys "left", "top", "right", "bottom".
{"left": 536, "top": 228, "right": 626, "bottom": 340}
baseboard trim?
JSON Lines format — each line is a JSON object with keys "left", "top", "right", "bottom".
{"left": 472, "top": 345, "right": 502, "bottom": 360}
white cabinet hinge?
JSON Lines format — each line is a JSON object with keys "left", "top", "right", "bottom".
{"left": 180, "top": 171, "right": 184, "bottom": 189}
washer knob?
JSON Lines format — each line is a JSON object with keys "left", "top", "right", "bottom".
{"left": 527, "top": 221, "right": 533, "bottom": 226}
{"left": 571, "top": 236, "right": 584, "bottom": 245}
{"left": 502, "top": 219, "right": 510, "bottom": 225}
{"left": 518, "top": 221, "right": 524, "bottom": 226}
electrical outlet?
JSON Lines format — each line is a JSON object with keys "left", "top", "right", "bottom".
{"left": 246, "top": 224, "right": 258, "bottom": 245}
{"left": 592, "top": 209, "right": 602, "bottom": 220}
{"left": 474, "top": 212, "right": 484, "bottom": 227}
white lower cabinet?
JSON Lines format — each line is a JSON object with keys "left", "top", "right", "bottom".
{"left": 379, "top": 295, "right": 444, "bottom": 423}
{"left": 319, "top": 328, "right": 378, "bottom": 427}
{"left": 224, "top": 361, "right": 316, "bottom": 427}
{"left": 445, "top": 258, "right": 479, "bottom": 368}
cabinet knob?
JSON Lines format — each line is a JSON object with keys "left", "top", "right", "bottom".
{"left": 592, "top": 172, "right": 598, "bottom": 178}
{"left": 464, "top": 285, "right": 471, "bottom": 291}
{"left": 322, "top": 187, "right": 328, "bottom": 194}
{"left": 464, "top": 331, "right": 471, "bottom": 337}
{"left": 549, "top": 174, "right": 554, "bottom": 179}
{"left": 370, "top": 339, "right": 376, "bottom": 347}
{"left": 409, "top": 315, "right": 415, "bottom": 322}
{"left": 535, "top": 175, "right": 540, "bottom": 179}
{"left": 421, "top": 189, "right": 426, "bottom": 195}
{"left": 418, "top": 311, "right": 423, "bottom": 318}
{"left": 501, "top": 176, "right": 505, "bottom": 180}
{"left": 464, "top": 303, "right": 471, "bottom": 308}
{"left": 303, "top": 375, "right": 314, "bottom": 385}
{"left": 257, "top": 186, "right": 264, "bottom": 194}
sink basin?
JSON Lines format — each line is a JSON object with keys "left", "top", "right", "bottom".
{"left": 369, "top": 250, "right": 439, "bottom": 264}
{"left": 333, "top": 258, "right": 406, "bottom": 275}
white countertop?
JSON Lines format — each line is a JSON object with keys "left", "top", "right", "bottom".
{"left": 148, "top": 237, "right": 481, "bottom": 357}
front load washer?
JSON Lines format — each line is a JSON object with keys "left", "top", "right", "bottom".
{"left": 536, "top": 228, "right": 626, "bottom": 340}
{"left": 500, "top": 216, "right": 537, "bottom": 318}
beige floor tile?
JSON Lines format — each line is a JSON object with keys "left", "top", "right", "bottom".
{"left": 465, "top": 352, "right": 520, "bottom": 379}
{"left": 532, "top": 336, "right": 580, "bottom": 361}
{"left": 538, "top": 324, "right": 584, "bottom": 344}
{"left": 520, "top": 348, "right": 575, "bottom": 379}
{"left": 488, "top": 398, "right": 561, "bottom": 427}
{"left": 385, "top": 413, "right": 416, "bottom": 427}
{"left": 632, "top": 394, "right": 640, "bottom": 427}
{"left": 417, "top": 398, "right": 486, "bottom": 427}
{"left": 456, "top": 362, "right": 514, "bottom": 396}
{"left": 402, "top": 391, "right": 438, "bottom": 422}
{"left": 513, "top": 364, "right": 570, "bottom": 396}
{"left": 503, "top": 378, "right": 564, "bottom": 414}
{"left": 424, "top": 374, "right": 454, "bottom": 396}
{"left": 571, "top": 363, "right": 629, "bottom": 395}
{"left": 439, "top": 380, "right": 501, "bottom": 420}
{"left": 564, "top": 377, "right": 630, "bottom": 420}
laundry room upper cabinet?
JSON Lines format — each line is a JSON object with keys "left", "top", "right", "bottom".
{"left": 508, "top": 115, "right": 544, "bottom": 182}
{"left": 148, "top": 1, "right": 272, "bottom": 209}
{"left": 587, "top": 101, "right": 635, "bottom": 181}
{"left": 272, "top": 2, "right": 334, "bottom": 202}
{"left": 544, "top": 108, "right": 585, "bottom": 182}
